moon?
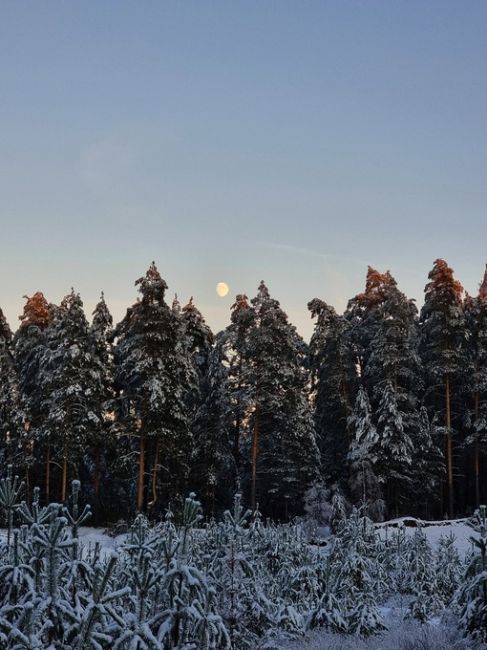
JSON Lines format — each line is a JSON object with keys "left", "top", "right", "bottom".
{"left": 216, "top": 282, "right": 229, "bottom": 297}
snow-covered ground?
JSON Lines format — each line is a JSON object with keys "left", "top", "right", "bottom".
{"left": 0, "top": 515, "right": 476, "bottom": 555}
{"left": 375, "top": 516, "right": 474, "bottom": 555}
{"left": 283, "top": 517, "right": 485, "bottom": 650}
{"left": 283, "top": 617, "right": 486, "bottom": 649}
{"left": 1, "top": 516, "right": 484, "bottom": 649}
{"left": 0, "top": 525, "right": 128, "bottom": 558}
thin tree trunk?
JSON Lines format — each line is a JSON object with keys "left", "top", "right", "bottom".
{"left": 150, "top": 440, "right": 160, "bottom": 510}
{"left": 137, "top": 432, "right": 146, "bottom": 512}
{"left": 233, "top": 356, "right": 243, "bottom": 468}
{"left": 94, "top": 447, "right": 101, "bottom": 499}
{"left": 445, "top": 374, "right": 454, "bottom": 517}
{"left": 210, "top": 483, "right": 215, "bottom": 519}
{"left": 474, "top": 391, "right": 481, "bottom": 508}
{"left": 340, "top": 378, "right": 350, "bottom": 440}
{"left": 340, "top": 374, "right": 353, "bottom": 489}
{"left": 45, "top": 443, "right": 50, "bottom": 503}
{"left": 474, "top": 444, "right": 480, "bottom": 508}
{"left": 61, "top": 448, "right": 68, "bottom": 502}
{"left": 251, "top": 406, "right": 260, "bottom": 511}
{"left": 93, "top": 446, "right": 101, "bottom": 522}
{"left": 25, "top": 466, "right": 30, "bottom": 506}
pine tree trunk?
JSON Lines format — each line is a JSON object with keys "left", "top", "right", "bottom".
{"left": 341, "top": 377, "right": 353, "bottom": 489}
{"left": 149, "top": 439, "right": 160, "bottom": 510}
{"left": 233, "top": 356, "right": 243, "bottom": 469}
{"left": 445, "top": 374, "right": 454, "bottom": 517}
{"left": 234, "top": 410, "right": 241, "bottom": 468}
{"left": 340, "top": 378, "right": 350, "bottom": 440}
{"left": 61, "top": 448, "right": 68, "bottom": 502}
{"left": 137, "top": 432, "right": 146, "bottom": 512}
{"left": 210, "top": 483, "right": 215, "bottom": 518}
{"left": 93, "top": 446, "right": 101, "bottom": 522}
{"left": 251, "top": 407, "right": 260, "bottom": 511}
{"left": 94, "top": 447, "right": 101, "bottom": 499}
{"left": 45, "top": 443, "right": 50, "bottom": 503}
{"left": 25, "top": 466, "right": 30, "bottom": 506}
{"left": 474, "top": 391, "right": 481, "bottom": 508}
{"left": 474, "top": 443, "right": 480, "bottom": 508}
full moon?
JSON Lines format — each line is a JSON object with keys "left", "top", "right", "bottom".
{"left": 216, "top": 282, "right": 229, "bottom": 297}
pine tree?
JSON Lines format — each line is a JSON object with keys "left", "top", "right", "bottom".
{"left": 13, "top": 292, "right": 52, "bottom": 501}
{"left": 42, "top": 289, "right": 106, "bottom": 502}
{"left": 182, "top": 296, "right": 214, "bottom": 382}
{"left": 112, "top": 262, "right": 197, "bottom": 513}
{"left": 410, "top": 406, "right": 444, "bottom": 517}
{"left": 407, "top": 528, "right": 443, "bottom": 622}
{"left": 457, "top": 505, "right": 487, "bottom": 641}
{"left": 345, "top": 266, "right": 397, "bottom": 377}
{"left": 226, "top": 293, "right": 256, "bottom": 471}
{"left": 419, "top": 259, "right": 468, "bottom": 517}
{"left": 364, "top": 280, "right": 422, "bottom": 515}
{"left": 88, "top": 293, "right": 115, "bottom": 515}
{"left": 348, "top": 386, "right": 383, "bottom": 520}
{"left": 308, "top": 299, "right": 356, "bottom": 488}
{"left": 374, "top": 381, "right": 414, "bottom": 515}
{"left": 0, "top": 309, "right": 23, "bottom": 469}
{"left": 191, "top": 332, "right": 235, "bottom": 516}
{"left": 245, "top": 281, "right": 320, "bottom": 516}
{"left": 464, "top": 265, "right": 487, "bottom": 508}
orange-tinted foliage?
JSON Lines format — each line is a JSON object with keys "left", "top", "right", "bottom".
{"left": 478, "top": 264, "right": 487, "bottom": 303}
{"left": 19, "top": 292, "right": 51, "bottom": 329}
{"left": 232, "top": 294, "right": 250, "bottom": 312}
{"left": 425, "top": 259, "right": 464, "bottom": 305}
{"left": 354, "top": 265, "right": 397, "bottom": 308}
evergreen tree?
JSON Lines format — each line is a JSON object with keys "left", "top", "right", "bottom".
{"left": 182, "top": 296, "right": 214, "bottom": 382}
{"left": 42, "top": 289, "right": 106, "bottom": 502}
{"left": 364, "top": 280, "right": 421, "bottom": 515}
{"left": 191, "top": 332, "right": 235, "bottom": 516}
{"left": 419, "top": 259, "right": 468, "bottom": 517}
{"left": 0, "top": 309, "right": 23, "bottom": 468}
{"left": 88, "top": 293, "right": 115, "bottom": 516}
{"left": 111, "top": 262, "right": 197, "bottom": 513}
{"left": 410, "top": 406, "right": 444, "bottom": 518}
{"left": 374, "top": 381, "right": 414, "bottom": 515}
{"left": 245, "top": 281, "right": 320, "bottom": 517}
{"left": 457, "top": 505, "right": 487, "bottom": 642}
{"left": 308, "top": 298, "right": 356, "bottom": 488}
{"left": 225, "top": 293, "right": 256, "bottom": 471}
{"left": 348, "top": 386, "right": 383, "bottom": 520}
{"left": 13, "top": 292, "right": 51, "bottom": 501}
{"left": 344, "top": 266, "right": 397, "bottom": 377}
{"left": 407, "top": 528, "right": 443, "bottom": 622}
{"left": 464, "top": 265, "right": 487, "bottom": 508}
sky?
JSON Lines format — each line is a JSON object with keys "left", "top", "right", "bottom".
{"left": 1, "top": 1, "right": 486, "bottom": 340}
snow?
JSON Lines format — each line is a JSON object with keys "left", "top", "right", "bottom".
{"left": 0, "top": 516, "right": 475, "bottom": 557}
{"left": 0, "top": 513, "right": 484, "bottom": 648}
{"left": 0, "top": 526, "right": 128, "bottom": 558}
{"left": 283, "top": 617, "right": 487, "bottom": 649}
{"left": 375, "top": 517, "right": 475, "bottom": 555}
{"left": 73, "top": 526, "right": 127, "bottom": 554}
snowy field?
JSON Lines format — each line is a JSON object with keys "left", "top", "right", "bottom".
{"left": 375, "top": 517, "right": 474, "bottom": 555}
{"left": 1, "top": 514, "right": 486, "bottom": 649}
{"left": 286, "top": 516, "right": 486, "bottom": 649}
{"left": 0, "top": 515, "right": 476, "bottom": 555}
{"left": 284, "top": 619, "right": 486, "bottom": 650}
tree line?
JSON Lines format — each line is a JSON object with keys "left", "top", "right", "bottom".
{"left": 0, "top": 258, "right": 485, "bottom": 521}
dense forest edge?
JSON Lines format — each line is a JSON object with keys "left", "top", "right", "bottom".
{"left": 0, "top": 258, "right": 486, "bottom": 524}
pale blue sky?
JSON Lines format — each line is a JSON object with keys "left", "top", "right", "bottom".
{"left": 1, "top": 1, "right": 486, "bottom": 338}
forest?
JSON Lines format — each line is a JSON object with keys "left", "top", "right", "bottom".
{"left": 0, "top": 258, "right": 486, "bottom": 524}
